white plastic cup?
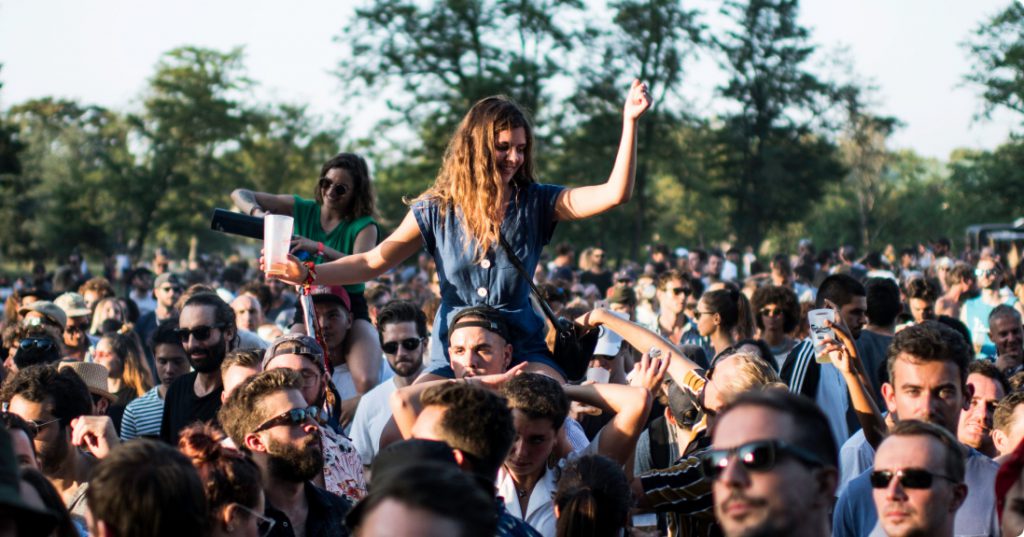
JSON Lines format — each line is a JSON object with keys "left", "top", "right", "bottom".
{"left": 263, "top": 215, "right": 294, "bottom": 278}
{"left": 808, "top": 308, "right": 836, "bottom": 363}
{"left": 585, "top": 367, "right": 611, "bottom": 384}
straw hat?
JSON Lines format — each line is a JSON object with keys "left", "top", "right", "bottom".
{"left": 59, "top": 362, "right": 117, "bottom": 402}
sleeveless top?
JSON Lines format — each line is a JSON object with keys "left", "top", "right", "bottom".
{"left": 292, "top": 196, "right": 380, "bottom": 294}
{"left": 412, "top": 183, "right": 565, "bottom": 367}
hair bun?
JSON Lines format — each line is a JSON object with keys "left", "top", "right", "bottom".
{"left": 178, "top": 423, "right": 230, "bottom": 463}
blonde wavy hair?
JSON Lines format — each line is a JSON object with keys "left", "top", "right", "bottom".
{"left": 411, "top": 95, "right": 536, "bottom": 261}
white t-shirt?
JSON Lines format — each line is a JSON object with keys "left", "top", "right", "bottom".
{"left": 349, "top": 377, "right": 400, "bottom": 465}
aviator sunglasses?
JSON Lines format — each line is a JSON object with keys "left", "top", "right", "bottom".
{"left": 701, "top": 439, "right": 824, "bottom": 480}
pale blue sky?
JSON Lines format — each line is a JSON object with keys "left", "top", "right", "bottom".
{"left": 0, "top": 0, "right": 1017, "bottom": 159}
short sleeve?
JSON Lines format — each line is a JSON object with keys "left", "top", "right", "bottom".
{"left": 533, "top": 183, "right": 566, "bottom": 246}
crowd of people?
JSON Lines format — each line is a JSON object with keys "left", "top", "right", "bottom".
{"left": 1, "top": 81, "right": 1024, "bottom": 537}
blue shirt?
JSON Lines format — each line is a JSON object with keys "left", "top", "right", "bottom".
{"left": 413, "top": 183, "right": 565, "bottom": 369}
{"left": 833, "top": 447, "right": 999, "bottom": 537}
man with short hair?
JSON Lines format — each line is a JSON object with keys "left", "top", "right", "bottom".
{"left": 77, "top": 277, "right": 114, "bottom": 314}
{"left": 705, "top": 389, "right": 838, "bottom": 537}
{"left": 127, "top": 267, "right": 156, "bottom": 316}
{"left": 262, "top": 334, "right": 367, "bottom": 502}
{"left": 120, "top": 321, "right": 190, "bottom": 440}
{"left": 936, "top": 262, "right": 975, "bottom": 319}
{"left": 962, "top": 258, "right": 1019, "bottom": 357}
{"left": 160, "top": 292, "right": 237, "bottom": 444}
{"left": 54, "top": 292, "right": 93, "bottom": 361}
{"left": 231, "top": 294, "right": 265, "bottom": 333}
{"left": 351, "top": 300, "right": 428, "bottom": 466}
{"left": 870, "top": 420, "right": 967, "bottom": 537}
{"left": 407, "top": 382, "right": 540, "bottom": 537}
{"left": 994, "top": 391, "right": 1024, "bottom": 460}
{"left": 1, "top": 365, "right": 94, "bottom": 521}
{"left": 988, "top": 305, "right": 1024, "bottom": 374}
{"left": 905, "top": 277, "right": 940, "bottom": 325}
{"left": 219, "top": 368, "right": 352, "bottom": 537}
{"left": 642, "top": 270, "right": 692, "bottom": 345}
{"left": 136, "top": 273, "right": 184, "bottom": 344}
{"left": 958, "top": 360, "right": 1008, "bottom": 458}
{"left": 782, "top": 274, "right": 868, "bottom": 444}
{"left": 833, "top": 321, "right": 1000, "bottom": 537}
{"left": 220, "top": 348, "right": 264, "bottom": 402}
{"left": 86, "top": 439, "right": 208, "bottom": 537}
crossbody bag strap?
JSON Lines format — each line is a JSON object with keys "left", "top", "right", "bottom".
{"left": 498, "top": 234, "right": 561, "bottom": 327}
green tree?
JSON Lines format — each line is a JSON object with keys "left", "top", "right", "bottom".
{"left": 710, "top": 0, "right": 844, "bottom": 248}
{"left": 964, "top": 2, "right": 1024, "bottom": 122}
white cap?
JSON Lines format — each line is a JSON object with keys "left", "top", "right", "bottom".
{"left": 593, "top": 326, "right": 624, "bottom": 357}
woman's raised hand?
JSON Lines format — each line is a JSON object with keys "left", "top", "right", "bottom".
{"left": 624, "top": 79, "right": 653, "bottom": 121}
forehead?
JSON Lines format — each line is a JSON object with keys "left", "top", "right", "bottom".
{"left": 968, "top": 372, "right": 1005, "bottom": 400}
{"left": 8, "top": 395, "right": 52, "bottom": 421}
{"left": 712, "top": 405, "right": 794, "bottom": 449}
{"left": 841, "top": 296, "right": 867, "bottom": 311}
{"left": 978, "top": 259, "right": 995, "bottom": 270}
{"left": 232, "top": 296, "right": 258, "bottom": 310}
{"left": 180, "top": 304, "right": 216, "bottom": 327}
{"left": 891, "top": 355, "right": 961, "bottom": 386}
{"left": 496, "top": 127, "right": 527, "bottom": 145}
{"left": 381, "top": 321, "right": 420, "bottom": 342}
{"left": 511, "top": 408, "right": 557, "bottom": 434}
{"left": 324, "top": 167, "right": 354, "bottom": 184}
{"left": 449, "top": 324, "right": 504, "bottom": 347}
{"left": 874, "top": 434, "right": 942, "bottom": 470}
{"left": 154, "top": 343, "right": 187, "bottom": 359}
{"left": 95, "top": 339, "right": 114, "bottom": 352}
{"left": 991, "top": 315, "right": 1023, "bottom": 332}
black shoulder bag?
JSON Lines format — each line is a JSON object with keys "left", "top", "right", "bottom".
{"left": 499, "top": 235, "right": 598, "bottom": 381}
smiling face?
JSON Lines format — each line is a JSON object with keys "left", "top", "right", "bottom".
{"left": 956, "top": 372, "right": 1004, "bottom": 453}
{"left": 494, "top": 128, "right": 527, "bottom": 183}
{"left": 320, "top": 167, "right": 356, "bottom": 210}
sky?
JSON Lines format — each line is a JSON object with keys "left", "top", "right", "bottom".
{"left": 0, "top": 0, "right": 1018, "bottom": 160}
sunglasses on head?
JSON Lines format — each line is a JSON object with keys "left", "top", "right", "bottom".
{"left": 173, "top": 324, "right": 225, "bottom": 343}
{"left": 701, "top": 439, "right": 824, "bottom": 480}
{"left": 318, "top": 178, "right": 349, "bottom": 196}
{"left": 869, "top": 468, "right": 956, "bottom": 489}
{"left": 254, "top": 406, "right": 322, "bottom": 432}
{"left": 382, "top": 337, "right": 423, "bottom": 355}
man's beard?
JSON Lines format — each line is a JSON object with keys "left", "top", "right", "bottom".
{"left": 187, "top": 337, "right": 227, "bottom": 373}
{"left": 38, "top": 430, "right": 71, "bottom": 475}
{"left": 390, "top": 355, "right": 423, "bottom": 378}
{"left": 266, "top": 436, "right": 323, "bottom": 483}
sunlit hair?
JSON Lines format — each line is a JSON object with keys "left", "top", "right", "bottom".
{"left": 99, "top": 329, "right": 154, "bottom": 397}
{"left": 316, "top": 152, "right": 377, "bottom": 219}
{"left": 411, "top": 95, "right": 536, "bottom": 261}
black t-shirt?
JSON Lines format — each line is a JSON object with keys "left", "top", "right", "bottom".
{"left": 160, "top": 371, "right": 223, "bottom": 444}
{"left": 580, "top": 270, "right": 614, "bottom": 296}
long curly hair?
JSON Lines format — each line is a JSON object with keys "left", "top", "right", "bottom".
{"left": 412, "top": 95, "right": 537, "bottom": 261}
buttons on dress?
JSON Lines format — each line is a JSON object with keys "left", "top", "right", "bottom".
{"left": 481, "top": 259, "right": 492, "bottom": 269}
{"left": 477, "top": 287, "right": 488, "bottom": 297}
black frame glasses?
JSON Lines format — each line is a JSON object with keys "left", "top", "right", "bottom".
{"left": 173, "top": 324, "right": 226, "bottom": 343}
{"left": 670, "top": 287, "right": 691, "bottom": 296}
{"left": 2, "top": 412, "right": 59, "bottom": 437}
{"left": 701, "top": 439, "right": 824, "bottom": 480}
{"left": 253, "top": 406, "right": 321, "bottom": 432}
{"left": 381, "top": 337, "right": 424, "bottom": 355}
{"left": 318, "top": 178, "right": 349, "bottom": 196}
{"left": 869, "top": 468, "right": 957, "bottom": 489}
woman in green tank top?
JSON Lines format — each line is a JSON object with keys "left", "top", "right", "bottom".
{"left": 231, "top": 153, "right": 383, "bottom": 426}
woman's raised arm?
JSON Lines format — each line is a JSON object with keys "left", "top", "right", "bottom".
{"left": 554, "top": 80, "right": 652, "bottom": 222}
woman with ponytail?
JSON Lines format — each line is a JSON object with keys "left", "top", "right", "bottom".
{"left": 554, "top": 455, "right": 630, "bottom": 537}
{"left": 178, "top": 424, "right": 272, "bottom": 537}
{"left": 695, "top": 284, "right": 754, "bottom": 362}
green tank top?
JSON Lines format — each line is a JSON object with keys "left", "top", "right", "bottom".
{"left": 291, "top": 196, "right": 380, "bottom": 294}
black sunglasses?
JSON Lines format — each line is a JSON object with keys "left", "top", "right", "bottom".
{"left": 701, "top": 440, "right": 824, "bottom": 480}
{"left": 254, "top": 406, "right": 322, "bottom": 432}
{"left": 869, "top": 468, "right": 957, "bottom": 489}
{"left": 173, "top": 324, "right": 226, "bottom": 343}
{"left": 2, "top": 412, "right": 59, "bottom": 437}
{"left": 670, "top": 287, "right": 691, "bottom": 295}
{"left": 19, "top": 337, "right": 57, "bottom": 352}
{"left": 760, "top": 308, "right": 783, "bottom": 317}
{"left": 382, "top": 337, "right": 423, "bottom": 355}
{"left": 318, "top": 178, "right": 349, "bottom": 196}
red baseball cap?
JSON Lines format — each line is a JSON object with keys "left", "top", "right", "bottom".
{"left": 308, "top": 285, "right": 351, "bottom": 311}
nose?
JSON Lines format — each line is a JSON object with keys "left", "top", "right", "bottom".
{"left": 885, "top": 475, "right": 907, "bottom": 501}
{"left": 718, "top": 456, "right": 750, "bottom": 488}
{"left": 303, "top": 420, "right": 319, "bottom": 435}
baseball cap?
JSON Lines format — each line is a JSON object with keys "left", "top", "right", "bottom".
{"left": 262, "top": 334, "right": 326, "bottom": 372}
{"left": 449, "top": 305, "right": 510, "bottom": 342}
{"left": 308, "top": 285, "right": 351, "bottom": 312}
{"left": 54, "top": 292, "right": 91, "bottom": 319}
{"left": 18, "top": 301, "right": 67, "bottom": 329}
{"left": 593, "top": 326, "right": 623, "bottom": 357}
{"left": 607, "top": 286, "right": 637, "bottom": 307}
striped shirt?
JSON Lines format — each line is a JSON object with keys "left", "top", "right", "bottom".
{"left": 120, "top": 386, "right": 165, "bottom": 440}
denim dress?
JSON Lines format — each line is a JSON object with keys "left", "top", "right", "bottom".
{"left": 412, "top": 182, "right": 565, "bottom": 372}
